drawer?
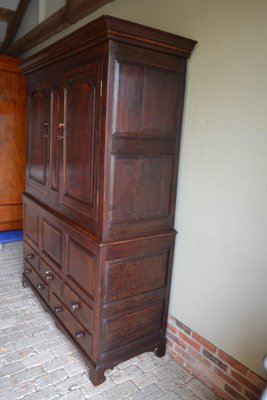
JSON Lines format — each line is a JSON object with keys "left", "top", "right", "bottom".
{"left": 24, "top": 261, "right": 48, "bottom": 303}
{"left": 50, "top": 291, "right": 92, "bottom": 356}
{"left": 63, "top": 283, "right": 93, "bottom": 332}
{"left": 39, "top": 259, "right": 62, "bottom": 296}
{"left": 24, "top": 242, "right": 39, "bottom": 271}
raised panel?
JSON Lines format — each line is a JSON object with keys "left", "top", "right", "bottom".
{"left": 24, "top": 204, "right": 39, "bottom": 246}
{"left": 66, "top": 236, "right": 96, "bottom": 299}
{"left": 104, "top": 251, "right": 169, "bottom": 303}
{"left": 112, "top": 56, "right": 182, "bottom": 138}
{"left": 49, "top": 86, "right": 62, "bottom": 193}
{"left": 103, "top": 302, "right": 164, "bottom": 352}
{"left": 27, "top": 87, "right": 49, "bottom": 190}
{"left": 141, "top": 66, "right": 180, "bottom": 137}
{"left": 42, "top": 218, "right": 62, "bottom": 268}
{"left": 109, "top": 155, "right": 174, "bottom": 224}
{"left": 61, "top": 63, "right": 101, "bottom": 220}
{"left": 112, "top": 61, "right": 143, "bottom": 134}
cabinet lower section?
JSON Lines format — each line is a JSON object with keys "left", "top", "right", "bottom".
{"left": 23, "top": 194, "right": 175, "bottom": 385}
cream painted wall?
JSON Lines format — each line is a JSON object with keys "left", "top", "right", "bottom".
{"left": 19, "top": 0, "right": 267, "bottom": 378}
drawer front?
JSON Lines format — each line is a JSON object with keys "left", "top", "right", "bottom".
{"left": 24, "top": 261, "right": 48, "bottom": 303}
{"left": 24, "top": 242, "right": 39, "bottom": 271}
{"left": 63, "top": 283, "right": 93, "bottom": 332}
{"left": 50, "top": 291, "right": 92, "bottom": 356}
{"left": 39, "top": 259, "right": 62, "bottom": 296}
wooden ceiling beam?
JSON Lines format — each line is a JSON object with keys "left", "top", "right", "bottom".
{"left": 3, "top": 0, "right": 115, "bottom": 57}
{"left": 0, "top": 7, "right": 15, "bottom": 23}
{"left": 66, "top": 0, "right": 115, "bottom": 23}
{"left": 1, "top": 0, "right": 30, "bottom": 53}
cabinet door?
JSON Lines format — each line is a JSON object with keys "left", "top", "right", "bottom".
{"left": 48, "top": 84, "right": 63, "bottom": 200}
{"left": 27, "top": 78, "right": 63, "bottom": 201}
{"left": 27, "top": 82, "right": 50, "bottom": 194}
{"left": 61, "top": 62, "right": 101, "bottom": 222}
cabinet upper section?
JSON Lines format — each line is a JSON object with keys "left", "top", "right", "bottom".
{"left": 22, "top": 16, "right": 196, "bottom": 242}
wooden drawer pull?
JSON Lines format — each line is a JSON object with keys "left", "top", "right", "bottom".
{"left": 70, "top": 301, "right": 80, "bottom": 311}
{"left": 75, "top": 330, "right": 84, "bottom": 339}
{"left": 36, "top": 283, "right": 44, "bottom": 290}
{"left": 27, "top": 253, "right": 34, "bottom": 259}
{"left": 54, "top": 305, "right": 62, "bottom": 313}
{"left": 45, "top": 271, "right": 54, "bottom": 280}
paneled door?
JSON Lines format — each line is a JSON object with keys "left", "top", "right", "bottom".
{"left": 61, "top": 61, "right": 102, "bottom": 223}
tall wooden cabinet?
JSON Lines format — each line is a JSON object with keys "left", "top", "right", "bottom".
{"left": 0, "top": 56, "right": 25, "bottom": 231}
{"left": 22, "top": 16, "right": 196, "bottom": 385}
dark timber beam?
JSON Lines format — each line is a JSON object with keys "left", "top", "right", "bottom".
{"left": 1, "top": 0, "right": 30, "bottom": 53}
{"left": 66, "top": 0, "right": 114, "bottom": 23}
{"left": 3, "top": 0, "right": 115, "bottom": 56}
{"left": 0, "top": 7, "right": 15, "bottom": 23}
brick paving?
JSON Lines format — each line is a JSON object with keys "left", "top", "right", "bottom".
{"left": 0, "top": 242, "right": 221, "bottom": 400}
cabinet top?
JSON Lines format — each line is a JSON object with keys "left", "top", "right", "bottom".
{"left": 0, "top": 55, "right": 22, "bottom": 74}
{"left": 21, "top": 15, "right": 197, "bottom": 74}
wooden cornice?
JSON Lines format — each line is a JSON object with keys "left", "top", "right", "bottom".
{"left": 3, "top": 0, "right": 115, "bottom": 56}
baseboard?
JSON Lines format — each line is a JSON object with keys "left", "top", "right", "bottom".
{"left": 166, "top": 315, "right": 266, "bottom": 400}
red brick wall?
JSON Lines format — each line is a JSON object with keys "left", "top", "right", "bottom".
{"left": 166, "top": 315, "right": 266, "bottom": 400}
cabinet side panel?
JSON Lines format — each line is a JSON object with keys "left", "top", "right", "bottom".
{"left": 101, "top": 233, "right": 175, "bottom": 359}
{"left": 103, "top": 303, "right": 164, "bottom": 352}
{"left": 110, "top": 155, "right": 174, "bottom": 224}
{"left": 106, "top": 43, "right": 186, "bottom": 239}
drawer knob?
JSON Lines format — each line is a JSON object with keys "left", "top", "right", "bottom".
{"left": 27, "top": 253, "right": 34, "bottom": 259}
{"left": 24, "top": 267, "right": 31, "bottom": 274}
{"left": 75, "top": 330, "right": 84, "bottom": 339}
{"left": 36, "top": 283, "right": 44, "bottom": 290}
{"left": 70, "top": 301, "right": 80, "bottom": 312}
{"left": 45, "top": 271, "right": 54, "bottom": 281}
{"left": 54, "top": 305, "right": 62, "bottom": 313}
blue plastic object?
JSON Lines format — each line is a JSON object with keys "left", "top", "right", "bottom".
{"left": 0, "top": 230, "right": 23, "bottom": 243}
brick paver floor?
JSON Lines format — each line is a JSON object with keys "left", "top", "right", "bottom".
{"left": 0, "top": 242, "right": 220, "bottom": 399}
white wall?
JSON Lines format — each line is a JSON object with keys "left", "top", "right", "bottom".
{"left": 19, "top": 0, "right": 267, "bottom": 378}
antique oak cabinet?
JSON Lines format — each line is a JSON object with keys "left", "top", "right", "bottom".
{"left": 22, "top": 16, "right": 196, "bottom": 385}
{"left": 0, "top": 56, "right": 25, "bottom": 231}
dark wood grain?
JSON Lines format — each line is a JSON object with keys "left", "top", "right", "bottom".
{"left": 22, "top": 16, "right": 196, "bottom": 386}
